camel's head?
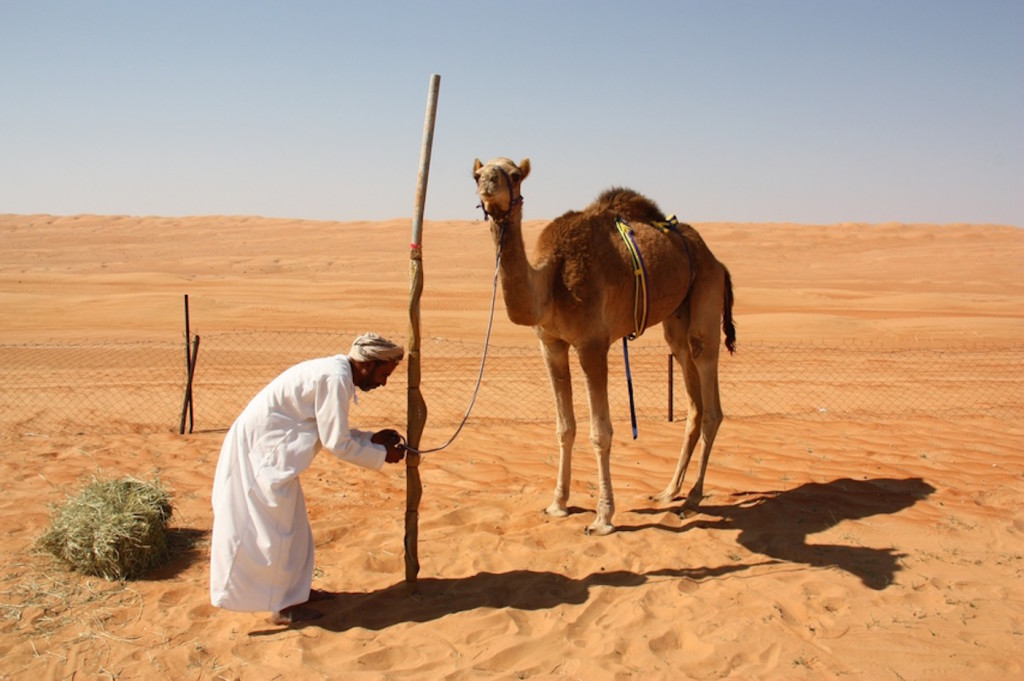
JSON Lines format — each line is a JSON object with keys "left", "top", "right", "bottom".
{"left": 473, "top": 157, "right": 530, "bottom": 219}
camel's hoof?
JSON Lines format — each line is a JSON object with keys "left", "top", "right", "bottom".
{"left": 679, "top": 494, "right": 703, "bottom": 518}
{"left": 544, "top": 503, "right": 569, "bottom": 518}
{"left": 584, "top": 521, "right": 615, "bottom": 536}
{"left": 650, "top": 492, "right": 675, "bottom": 505}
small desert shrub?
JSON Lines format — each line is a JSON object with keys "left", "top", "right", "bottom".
{"left": 38, "top": 476, "right": 173, "bottom": 580}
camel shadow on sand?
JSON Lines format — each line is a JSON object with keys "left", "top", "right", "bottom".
{"left": 250, "top": 476, "right": 933, "bottom": 634}
{"left": 632, "top": 476, "right": 936, "bottom": 591}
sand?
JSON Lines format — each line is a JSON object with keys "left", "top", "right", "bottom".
{"left": 1, "top": 213, "right": 1022, "bottom": 680}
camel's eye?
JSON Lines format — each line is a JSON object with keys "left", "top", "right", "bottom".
{"left": 509, "top": 171, "right": 521, "bottom": 182}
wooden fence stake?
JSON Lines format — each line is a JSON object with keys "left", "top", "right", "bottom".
{"left": 667, "top": 353, "right": 674, "bottom": 422}
{"left": 179, "top": 294, "right": 196, "bottom": 434}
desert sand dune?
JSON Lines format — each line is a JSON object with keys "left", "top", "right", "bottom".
{"left": 1, "top": 213, "right": 1021, "bottom": 679}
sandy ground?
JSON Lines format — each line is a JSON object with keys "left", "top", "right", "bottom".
{"left": 1, "top": 213, "right": 1022, "bottom": 680}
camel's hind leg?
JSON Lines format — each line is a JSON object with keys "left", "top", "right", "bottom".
{"left": 540, "top": 337, "right": 575, "bottom": 518}
{"left": 655, "top": 312, "right": 703, "bottom": 504}
{"left": 659, "top": 270, "right": 726, "bottom": 513}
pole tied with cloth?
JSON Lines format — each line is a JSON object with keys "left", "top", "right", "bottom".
{"left": 404, "top": 73, "right": 440, "bottom": 593}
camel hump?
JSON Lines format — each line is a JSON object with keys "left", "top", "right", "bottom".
{"left": 586, "top": 187, "right": 666, "bottom": 224}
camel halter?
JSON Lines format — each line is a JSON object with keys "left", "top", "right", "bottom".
{"left": 615, "top": 214, "right": 693, "bottom": 438}
{"left": 476, "top": 167, "right": 523, "bottom": 223}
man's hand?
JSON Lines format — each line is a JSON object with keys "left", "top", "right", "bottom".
{"left": 372, "top": 429, "right": 406, "bottom": 464}
{"left": 384, "top": 442, "right": 406, "bottom": 464}
{"left": 371, "top": 428, "right": 402, "bottom": 447}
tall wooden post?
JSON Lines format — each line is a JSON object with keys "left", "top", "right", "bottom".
{"left": 405, "top": 73, "right": 440, "bottom": 593}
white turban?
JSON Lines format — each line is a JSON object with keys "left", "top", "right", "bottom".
{"left": 348, "top": 333, "right": 405, "bottom": 363}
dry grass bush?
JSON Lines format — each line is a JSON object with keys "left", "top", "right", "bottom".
{"left": 37, "top": 476, "right": 173, "bottom": 580}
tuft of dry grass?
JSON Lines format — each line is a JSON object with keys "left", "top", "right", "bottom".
{"left": 37, "top": 476, "right": 173, "bottom": 580}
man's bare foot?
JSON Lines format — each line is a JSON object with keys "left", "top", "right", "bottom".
{"left": 269, "top": 604, "right": 323, "bottom": 625}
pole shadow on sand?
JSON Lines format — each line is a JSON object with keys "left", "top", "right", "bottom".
{"left": 250, "top": 477, "right": 933, "bottom": 635}
{"left": 249, "top": 562, "right": 761, "bottom": 635}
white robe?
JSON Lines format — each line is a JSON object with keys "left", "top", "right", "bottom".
{"left": 210, "top": 354, "right": 387, "bottom": 613}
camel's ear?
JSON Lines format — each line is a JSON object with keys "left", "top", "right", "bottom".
{"left": 473, "top": 158, "right": 483, "bottom": 175}
{"left": 519, "top": 158, "right": 531, "bottom": 181}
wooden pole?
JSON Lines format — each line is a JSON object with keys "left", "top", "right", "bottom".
{"left": 179, "top": 294, "right": 193, "bottom": 434}
{"left": 185, "top": 335, "right": 199, "bottom": 433}
{"left": 667, "top": 354, "right": 674, "bottom": 422}
{"left": 405, "top": 73, "right": 440, "bottom": 593}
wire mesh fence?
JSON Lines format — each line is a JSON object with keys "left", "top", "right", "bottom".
{"left": 1, "top": 340, "right": 188, "bottom": 434}
{"left": 1, "top": 330, "right": 1020, "bottom": 435}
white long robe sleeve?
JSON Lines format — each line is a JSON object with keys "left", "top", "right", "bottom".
{"left": 210, "top": 355, "right": 387, "bottom": 613}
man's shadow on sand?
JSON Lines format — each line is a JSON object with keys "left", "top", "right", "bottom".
{"left": 252, "top": 476, "right": 933, "bottom": 635}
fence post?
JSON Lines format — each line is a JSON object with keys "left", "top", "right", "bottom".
{"left": 179, "top": 294, "right": 194, "bottom": 434}
{"left": 185, "top": 335, "right": 199, "bottom": 433}
{"left": 667, "top": 354, "right": 674, "bottom": 422}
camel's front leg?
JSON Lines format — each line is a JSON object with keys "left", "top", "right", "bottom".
{"left": 540, "top": 338, "right": 574, "bottom": 518}
{"left": 578, "top": 342, "right": 614, "bottom": 535}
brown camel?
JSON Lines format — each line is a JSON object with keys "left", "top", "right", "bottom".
{"left": 473, "top": 157, "right": 736, "bottom": 535}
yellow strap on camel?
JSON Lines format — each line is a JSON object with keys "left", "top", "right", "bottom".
{"left": 615, "top": 217, "right": 649, "bottom": 340}
{"left": 652, "top": 214, "right": 680, "bottom": 234}
{"left": 616, "top": 213, "right": 684, "bottom": 439}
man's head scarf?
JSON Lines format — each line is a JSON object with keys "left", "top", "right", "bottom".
{"left": 348, "top": 333, "right": 405, "bottom": 363}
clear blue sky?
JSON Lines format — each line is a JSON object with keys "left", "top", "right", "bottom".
{"left": 2, "top": 0, "right": 1022, "bottom": 224}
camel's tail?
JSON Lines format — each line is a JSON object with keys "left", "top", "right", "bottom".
{"left": 722, "top": 266, "right": 736, "bottom": 354}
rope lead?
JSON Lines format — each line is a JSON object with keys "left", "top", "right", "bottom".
{"left": 401, "top": 228, "right": 504, "bottom": 456}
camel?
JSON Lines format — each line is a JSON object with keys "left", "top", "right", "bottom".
{"left": 473, "top": 157, "right": 736, "bottom": 535}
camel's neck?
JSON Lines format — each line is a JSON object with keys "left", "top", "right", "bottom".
{"left": 490, "top": 209, "right": 544, "bottom": 327}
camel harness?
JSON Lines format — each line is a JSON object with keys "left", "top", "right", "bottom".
{"left": 615, "top": 214, "right": 695, "bottom": 437}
